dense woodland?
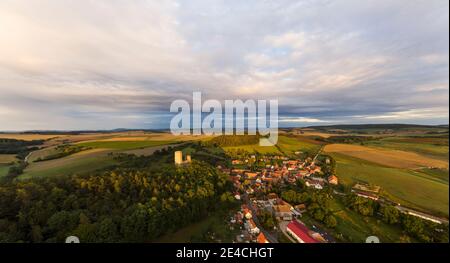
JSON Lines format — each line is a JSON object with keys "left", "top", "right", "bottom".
{"left": 0, "top": 149, "right": 235, "bottom": 242}
{"left": 344, "top": 194, "right": 448, "bottom": 243}
{"left": 0, "top": 139, "right": 44, "bottom": 158}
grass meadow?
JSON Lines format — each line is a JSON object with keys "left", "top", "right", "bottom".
{"left": 0, "top": 154, "right": 17, "bottom": 164}
{"left": 20, "top": 149, "right": 115, "bottom": 179}
{"left": 0, "top": 165, "right": 10, "bottom": 178}
{"left": 331, "top": 153, "right": 448, "bottom": 217}
{"left": 223, "top": 135, "right": 322, "bottom": 155}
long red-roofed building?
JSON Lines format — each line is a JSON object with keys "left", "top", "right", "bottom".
{"left": 286, "top": 220, "right": 318, "bottom": 243}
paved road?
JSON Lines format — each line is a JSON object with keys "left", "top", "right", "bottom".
{"left": 312, "top": 146, "right": 324, "bottom": 163}
{"left": 395, "top": 205, "right": 449, "bottom": 225}
{"left": 278, "top": 221, "right": 296, "bottom": 243}
{"left": 242, "top": 194, "right": 279, "bottom": 243}
{"left": 24, "top": 151, "right": 33, "bottom": 164}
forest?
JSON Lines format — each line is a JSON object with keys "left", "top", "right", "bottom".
{"left": 0, "top": 138, "right": 44, "bottom": 157}
{"left": 0, "top": 147, "right": 235, "bottom": 242}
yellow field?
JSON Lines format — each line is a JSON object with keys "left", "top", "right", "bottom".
{"left": 0, "top": 154, "right": 17, "bottom": 164}
{"left": 324, "top": 144, "right": 449, "bottom": 169}
{"left": 0, "top": 134, "right": 61, "bottom": 140}
{"left": 1, "top": 131, "right": 214, "bottom": 145}
{"left": 123, "top": 143, "right": 186, "bottom": 156}
{"left": 97, "top": 133, "right": 212, "bottom": 142}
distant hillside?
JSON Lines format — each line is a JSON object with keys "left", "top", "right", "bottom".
{"left": 306, "top": 124, "right": 447, "bottom": 130}
{"left": 0, "top": 129, "right": 169, "bottom": 135}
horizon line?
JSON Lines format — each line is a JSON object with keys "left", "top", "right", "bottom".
{"left": 0, "top": 123, "right": 448, "bottom": 133}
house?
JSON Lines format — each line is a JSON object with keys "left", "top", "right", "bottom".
{"left": 243, "top": 208, "right": 252, "bottom": 219}
{"left": 352, "top": 183, "right": 380, "bottom": 194}
{"left": 354, "top": 191, "right": 379, "bottom": 201}
{"left": 232, "top": 160, "right": 242, "bottom": 165}
{"left": 305, "top": 180, "right": 323, "bottom": 190}
{"left": 247, "top": 219, "right": 260, "bottom": 234}
{"left": 246, "top": 172, "right": 258, "bottom": 179}
{"left": 328, "top": 175, "right": 338, "bottom": 185}
{"left": 267, "top": 193, "right": 278, "bottom": 201}
{"left": 309, "top": 166, "right": 321, "bottom": 174}
{"left": 234, "top": 212, "right": 243, "bottom": 224}
{"left": 286, "top": 220, "right": 318, "bottom": 243}
{"left": 257, "top": 232, "right": 269, "bottom": 243}
{"left": 273, "top": 204, "right": 293, "bottom": 221}
{"left": 295, "top": 204, "right": 307, "bottom": 213}
{"left": 310, "top": 232, "right": 327, "bottom": 243}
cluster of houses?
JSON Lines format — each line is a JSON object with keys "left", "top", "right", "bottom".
{"left": 223, "top": 154, "right": 340, "bottom": 243}
{"left": 231, "top": 204, "right": 269, "bottom": 243}
{"left": 227, "top": 155, "right": 339, "bottom": 197}
{"left": 252, "top": 193, "right": 300, "bottom": 220}
{"left": 251, "top": 193, "right": 328, "bottom": 243}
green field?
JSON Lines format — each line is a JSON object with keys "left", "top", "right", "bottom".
{"left": 224, "top": 144, "right": 281, "bottom": 154}
{"left": 301, "top": 197, "right": 410, "bottom": 243}
{"left": 277, "top": 135, "right": 322, "bottom": 155}
{"left": 223, "top": 135, "right": 321, "bottom": 155}
{"left": 20, "top": 149, "right": 116, "bottom": 179}
{"left": 0, "top": 165, "right": 10, "bottom": 178}
{"left": 27, "top": 147, "right": 59, "bottom": 162}
{"left": 19, "top": 140, "right": 178, "bottom": 179}
{"left": 363, "top": 137, "right": 449, "bottom": 161}
{"left": 0, "top": 154, "right": 17, "bottom": 164}
{"left": 77, "top": 140, "right": 176, "bottom": 150}
{"left": 330, "top": 197, "right": 411, "bottom": 242}
{"left": 419, "top": 168, "right": 449, "bottom": 184}
{"left": 331, "top": 153, "right": 449, "bottom": 217}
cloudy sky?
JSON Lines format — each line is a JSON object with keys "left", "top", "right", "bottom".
{"left": 0, "top": 0, "right": 448, "bottom": 130}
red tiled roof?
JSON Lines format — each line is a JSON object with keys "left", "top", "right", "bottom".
{"left": 257, "top": 232, "right": 269, "bottom": 243}
{"left": 287, "top": 220, "right": 318, "bottom": 243}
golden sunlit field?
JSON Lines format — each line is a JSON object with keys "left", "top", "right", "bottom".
{"left": 0, "top": 154, "right": 17, "bottom": 164}
{"left": 324, "top": 143, "right": 448, "bottom": 169}
{"left": 10, "top": 131, "right": 214, "bottom": 179}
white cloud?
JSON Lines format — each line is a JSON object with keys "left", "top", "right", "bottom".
{"left": 357, "top": 108, "right": 449, "bottom": 121}
{"left": 0, "top": 0, "right": 448, "bottom": 130}
{"left": 279, "top": 117, "right": 328, "bottom": 123}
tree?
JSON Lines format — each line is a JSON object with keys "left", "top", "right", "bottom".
{"left": 313, "top": 210, "right": 325, "bottom": 221}
{"left": 380, "top": 205, "right": 400, "bottom": 224}
{"left": 324, "top": 215, "right": 337, "bottom": 228}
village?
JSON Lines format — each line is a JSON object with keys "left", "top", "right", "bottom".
{"left": 220, "top": 152, "right": 339, "bottom": 243}
{"left": 213, "top": 151, "right": 448, "bottom": 243}
{"left": 172, "top": 148, "right": 449, "bottom": 244}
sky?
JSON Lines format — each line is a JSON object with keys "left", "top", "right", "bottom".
{"left": 0, "top": 0, "right": 448, "bottom": 131}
